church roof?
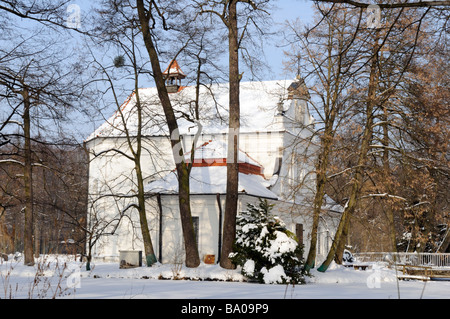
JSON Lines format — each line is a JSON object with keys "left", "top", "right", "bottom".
{"left": 144, "top": 166, "right": 277, "bottom": 199}
{"left": 145, "top": 139, "right": 275, "bottom": 198}
{"left": 185, "top": 140, "right": 262, "bottom": 167}
{"left": 85, "top": 80, "right": 295, "bottom": 142}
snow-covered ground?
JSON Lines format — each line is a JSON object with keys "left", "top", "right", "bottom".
{"left": 1, "top": 254, "right": 449, "bottom": 300}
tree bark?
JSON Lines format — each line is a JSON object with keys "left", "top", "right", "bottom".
{"left": 221, "top": 0, "right": 240, "bottom": 269}
{"left": 0, "top": 207, "right": 14, "bottom": 253}
{"left": 132, "top": 48, "right": 157, "bottom": 266}
{"left": 382, "top": 105, "right": 398, "bottom": 253}
{"left": 22, "top": 85, "right": 34, "bottom": 266}
{"left": 135, "top": 160, "right": 157, "bottom": 265}
{"left": 438, "top": 225, "right": 450, "bottom": 253}
{"left": 305, "top": 129, "right": 334, "bottom": 271}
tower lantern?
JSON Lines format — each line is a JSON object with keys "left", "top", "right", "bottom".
{"left": 162, "top": 60, "right": 186, "bottom": 93}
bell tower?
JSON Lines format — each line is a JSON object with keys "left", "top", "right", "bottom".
{"left": 162, "top": 60, "right": 186, "bottom": 93}
{"left": 287, "top": 76, "right": 311, "bottom": 126}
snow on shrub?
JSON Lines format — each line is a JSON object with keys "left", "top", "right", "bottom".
{"left": 229, "top": 199, "right": 305, "bottom": 284}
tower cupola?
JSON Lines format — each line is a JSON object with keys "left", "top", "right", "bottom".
{"left": 287, "top": 75, "right": 310, "bottom": 101}
{"left": 162, "top": 60, "right": 186, "bottom": 93}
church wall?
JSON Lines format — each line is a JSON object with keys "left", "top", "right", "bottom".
{"left": 86, "top": 136, "right": 174, "bottom": 261}
{"left": 85, "top": 93, "right": 341, "bottom": 265}
{"left": 150, "top": 194, "right": 222, "bottom": 265}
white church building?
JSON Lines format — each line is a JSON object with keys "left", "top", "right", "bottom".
{"left": 85, "top": 61, "right": 343, "bottom": 266}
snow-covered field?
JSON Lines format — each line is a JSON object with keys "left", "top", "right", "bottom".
{"left": 1, "top": 254, "right": 449, "bottom": 301}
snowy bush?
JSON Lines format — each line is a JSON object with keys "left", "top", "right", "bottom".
{"left": 229, "top": 199, "right": 305, "bottom": 284}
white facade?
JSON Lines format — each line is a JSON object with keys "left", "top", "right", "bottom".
{"left": 85, "top": 78, "right": 342, "bottom": 265}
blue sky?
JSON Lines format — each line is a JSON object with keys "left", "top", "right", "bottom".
{"left": 73, "top": 0, "right": 315, "bottom": 81}
{"left": 73, "top": 0, "right": 317, "bottom": 138}
{"left": 263, "top": 0, "right": 315, "bottom": 80}
{"left": 7, "top": 1, "right": 316, "bottom": 140}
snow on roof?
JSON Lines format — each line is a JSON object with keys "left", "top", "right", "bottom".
{"left": 145, "top": 139, "right": 273, "bottom": 198}
{"left": 322, "top": 194, "right": 345, "bottom": 213}
{"left": 85, "top": 80, "right": 292, "bottom": 142}
{"left": 144, "top": 166, "right": 277, "bottom": 199}
{"left": 285, "top": 193, "right": 344, "bottom": 214}
{"left": 184, "top": 140, "right": 262, "bottom": 167}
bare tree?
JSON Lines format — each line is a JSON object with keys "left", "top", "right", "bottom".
{"left": 283, "top": 4, "right": 367, "bottom": 271}
{"left": 0, "top": 61, "right": 87, "bottom": 265}
{"left": 314, "top": 0, "right": 450, "bottom": 9}
{"left": 315, "top": 3, "right": 438, "bottom": 268}
{"left": 134, "top": 0, "right": 203, "bottom": 267}
{"left": 194, "top": 0, "right": 271, "bottom": 269}
{"left": 0, "top": 6, "right": 90, "bottom": 265}
{"left": 86, "top": 6, "right": 160, "bottom": 265}
{"left": 0, "top": 0, "right": 95, "bottom": 35}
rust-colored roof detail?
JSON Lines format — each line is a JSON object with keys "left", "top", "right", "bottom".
{"left": 176, "top": 85, "right": 186, "bottom": 93}
{"left": 162, "top": 60, "right": 186, "bottom": 79}
{"left": 184, "top": 140, "right": 264, "bottom": 176}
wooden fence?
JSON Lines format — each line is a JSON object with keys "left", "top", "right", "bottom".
{"left": 353, "top": 252, "right": 450, "bottom": 267}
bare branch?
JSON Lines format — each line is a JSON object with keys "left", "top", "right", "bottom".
{"left": 314, "top": 0, "right": 450, "bottom": 9}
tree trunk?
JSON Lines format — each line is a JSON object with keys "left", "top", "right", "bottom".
{"left": 305, "top": 140, "right": 331, "bottom": 271}
{"left": 0, "top": 208, "right": 14, "bottom": 253}
{"left": 318, "top": 31, "right": 380, "bottom": 272}
{"left": 304, "top": 20, "right": 343, "bottom": 271}
{"left": 135, "top": 161, "right": 157, "bottom": 265}
{"left": 382, "top": 105, "right": 398, "bottom": 253}
{"left": 221, "top": 0, "right": 240, "bottom": 269}
{"left": 132, "top": 55, "right": 157, "bottom": 266}
{"left": 34, "top": 218, "right": 40, "bottom": 257}
{"left": 177, "top": 163, "right": 200, "bottom": 267}
{"left": 438, "top": 225, "right": 450, "bottom": 253}
{"left": 136, "top": 0, "right": 200, "bottom": 268}
{"left": 86, "top": 240, "right": 92, "bottom": 271}
{"left": 22, "top": 86, "right": 34, "bottom": 266}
